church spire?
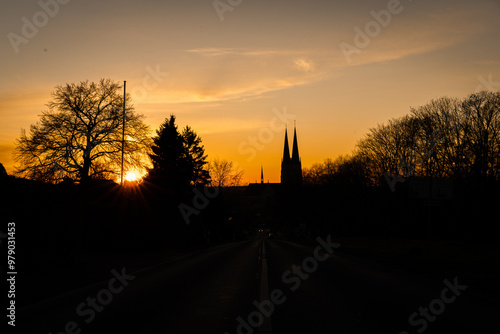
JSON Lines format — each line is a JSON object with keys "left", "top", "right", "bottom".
{"left": 291, "top": 121, "right": 300, "bottom": 164}
{"left": 281, "top": 122, "right": 302, "bottom": 186}
{"left": 261, "top": 164, "right": 264, "bottom": 184}
{"left": 282, "top": 126, "right": 291, "bottom": 164}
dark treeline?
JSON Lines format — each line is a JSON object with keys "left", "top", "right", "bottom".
{"left": 305, "top": 91, "right": 500, "bottom": 186}
{"left": 298, "top": 91, "right": 500, "bottom": 242}
{"left": 0, "top": 175, "right": 238, "bottom": 261}
{"left": 273, "top": 178, "right": 498, "bottom": 241}
{"left": 0, "top": 173, "right": 242, "bottom": 305}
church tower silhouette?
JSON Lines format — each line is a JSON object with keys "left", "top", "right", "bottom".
{"left": 281, "top": 123, "right": 302, "bottom": 186}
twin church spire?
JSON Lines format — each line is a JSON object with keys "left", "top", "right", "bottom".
{"left": 281, "top": 123, "right": 302, "bottom": 186}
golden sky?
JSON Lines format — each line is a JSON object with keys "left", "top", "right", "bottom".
{"left": 1, "top": 0, "right": 499, "bottom": 183}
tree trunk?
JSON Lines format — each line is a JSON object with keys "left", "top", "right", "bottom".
{"left": 81, "top": 157, "right": 91, "bottom": 184}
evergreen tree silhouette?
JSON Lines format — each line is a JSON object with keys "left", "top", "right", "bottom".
{"left": 148, "top": 115, "right": 210, "bottom": 189}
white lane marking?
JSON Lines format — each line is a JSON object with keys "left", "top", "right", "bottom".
{"left": 259, "top": 241, "right": 273, "bottom": 333}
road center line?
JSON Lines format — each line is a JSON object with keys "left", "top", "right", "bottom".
{"left": 259, "top": 241, "right": 273, "bottom": 334}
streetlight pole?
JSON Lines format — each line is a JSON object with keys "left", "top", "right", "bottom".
{"left": 120, "top": 81, "right": 126, "bottom": 185}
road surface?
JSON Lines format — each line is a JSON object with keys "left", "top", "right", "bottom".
{"left": 18, "top": 235, "right": 498, "bottom": 334}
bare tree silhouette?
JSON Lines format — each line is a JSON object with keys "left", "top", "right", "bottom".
{"left": 355, "top": 91, "right": 500, "bottom": 184}
{"left": 13, "top": 79, "right": 151, "bottom": 183}
{"left": 208, "top": 158, "right": 243, "bottom": 187}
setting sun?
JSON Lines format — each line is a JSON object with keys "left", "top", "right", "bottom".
{"left": 125, "top": 172, "right": 138, "bottom": 182}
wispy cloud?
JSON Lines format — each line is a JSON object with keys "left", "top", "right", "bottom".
{"left": 140, "top": 48, "right": 329, "bottom": 104}
{"left": 183, "top": 48, "right": 306, "bottom": 57}
{"left": 473, "top": 60, "right": 500, "bottom": 66}
{"left": 294, "top": 58, "right": 316, "bottom": 72}
{"left": 336, "top": 3, "right": 490, "bottom": 67}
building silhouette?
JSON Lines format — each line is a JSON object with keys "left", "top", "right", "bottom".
{"left": 243, "top": 124, "right": 303, "bottom": 231}
{"left": 247, "top": 123, "right": 302, "bottom": 189}
{"left": 281, "top": 124, "right": 302, "bottom": 186}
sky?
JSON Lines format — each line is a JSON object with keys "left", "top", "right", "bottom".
{"left": 1, "top": 0, "right": 499, "bottom": 184}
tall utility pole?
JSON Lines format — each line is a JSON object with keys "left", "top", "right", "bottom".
{"left": 120, "top": 81, "right": 126, "bottom": 185}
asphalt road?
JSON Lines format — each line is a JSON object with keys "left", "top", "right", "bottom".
{"left": 17, "top": 235, "right": 498, "bottom": 334}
